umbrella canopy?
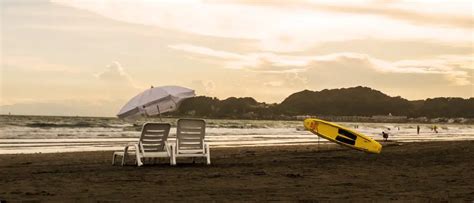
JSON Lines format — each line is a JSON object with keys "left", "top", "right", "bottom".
{"left": 117, "top": 85, "right": 195, "bottom": 120}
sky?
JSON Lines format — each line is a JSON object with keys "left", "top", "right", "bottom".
{"left": 0, "top": 0, "right": 473, "bottom": 116}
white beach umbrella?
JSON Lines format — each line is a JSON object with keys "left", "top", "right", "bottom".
{"left": 117, "top": 85, "right": 195, "bottom": 120}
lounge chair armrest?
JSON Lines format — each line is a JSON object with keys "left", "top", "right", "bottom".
{"left": 123, "top": 143, "right": 138, "bottom": 153}
{"left": 116, "top": 143, "right": 138, "bottom": 166}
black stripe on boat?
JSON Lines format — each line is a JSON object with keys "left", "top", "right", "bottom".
{"left": 335, "top": 136, "right": 356, "bottom": 145}
{"left": 338, "top": 129, "right": 357, "bottom": 140}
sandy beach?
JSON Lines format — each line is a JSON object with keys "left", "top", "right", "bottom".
{"left": 0, "top": 141, "right": 473, "bottom": 201}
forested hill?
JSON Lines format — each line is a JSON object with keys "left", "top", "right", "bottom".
{"left": 172, "top": 86, "right": 474, "bottom": 119}
{"left": 279, "top": 86, "right": 412, "bottom": 116}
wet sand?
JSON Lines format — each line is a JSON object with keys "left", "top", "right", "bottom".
{"left": 0, "top": 141, "right": 473, "bottom": 201}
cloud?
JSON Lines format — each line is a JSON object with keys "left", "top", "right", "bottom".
{"left": 2, "top": 55, "right": 81, "bottom": 73}
{"left": 169, "top": 44, "right": 310, "bottom": 71}
{"left": 53, "top": 0, "right": 472, "bottom": 52}
{"left": 190, "top": 80, "right": 216, "bottom": 96}
{"left": 310, "top": 3, "right": 473, "bottom": 29}
{"left": 1, "top": 61, "right": 141, "bottom": 116}
{"left": 0, "top": 98, "right": 127, "bottom": 117}
{"left": 94, "top": 61, "right": 141, "bottom": 98}
{"left": 169, "top": 44, "right": 243, "bottom": 60}
{"left": 262, "top": 72, "right": 308, "bottom": 88}
{"left": 95, "top": 61, "right": 136, "bottom": 86}
{"left": 169, "top": 42, "right": 472, "bottom": 100}
{"left": 169, "top": 43, "right": 473, "bottom": 86}
{"left": 308, "top": 53, "right": 473, "bottom": 87}
{"left": 228, "top": 0, "right": 473, "bottom": 29}
{"left": 298, "top": 55, "right": 473, "bottom": 100}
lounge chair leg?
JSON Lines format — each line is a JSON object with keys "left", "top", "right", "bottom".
{"left": 136, "top": 153, "right": 143, "bottom": 167}
{"left": 167, "top": 145, "right": 173, "bottom": 166}
{"left": 112, "top": 154, "right": 116, "bottom": 165}
{"left": 171, "top": 145, "right": 177, "bottom": 166}
{"left": 172, "top": 156, "right": 176, "bottom": 166}
{"left": 172, "top": 152, "right": 176, "bottom": 166}
{"left": 122, "top": 146, "right": 130, "bottom": 166}
{"left": 121, "top": 155, "right": 126, "bottom": 166}
{"left": 206, "top": 144, "right": 211, "bottom": 165}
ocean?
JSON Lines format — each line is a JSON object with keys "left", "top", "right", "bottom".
{"left": 1, "top": 115, "right": 473, "bottom": 154}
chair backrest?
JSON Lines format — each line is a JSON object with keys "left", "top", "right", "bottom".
{"left": 139, "top": 123, "right": 171, "bottom": 153}
{"left": 176, "top": 119, "right": 206, "bottom": 152}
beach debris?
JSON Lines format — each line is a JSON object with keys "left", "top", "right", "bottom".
{"left": 207, "top": 173, "right": 223, "bottom": 178}
{"left": 285, "top": 173, "right": 303, "bottom": 178}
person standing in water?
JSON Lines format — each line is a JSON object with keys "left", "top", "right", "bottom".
{"left": 382, "top": 128, "right": 391, "bottom": 141}
{"left": 417, "top": 125, "right": 420, "bottom": 134}
{"left": 382, "top": 131, "right": 389, "bottom": 141}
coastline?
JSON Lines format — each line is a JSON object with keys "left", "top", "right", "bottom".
{"left": 2, "top": 114, "right": 473, "bottom": 124}
{"left": 1, "top": 141, "right": 473, "bottom": 201}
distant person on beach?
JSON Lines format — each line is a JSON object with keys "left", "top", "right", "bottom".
{"left": 417, "top": 125, "right": 420, "bottom": 134}
{"left": 434, "top": 125, "right": 438, "bottom": 133}
{"left": 382, "top": 131, "right": 389, "bottom": 141}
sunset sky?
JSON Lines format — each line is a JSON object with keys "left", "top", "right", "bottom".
{"left": 1, "top": 0, "right": 473, "bottom": 116}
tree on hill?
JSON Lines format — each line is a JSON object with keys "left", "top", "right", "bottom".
{"left": 278, "top": 86, "right": 413, "bottom": 116}
{"left": 171, "top": 86, "right": 473, "bottom": 119}
{"left": 175, "top": 96, "right": 221, "bottom": 117}
{"left": 413, "top": 97, "right": 474, "bottom": 118}
{"left": 176, "top": 96, "right": 266, "bottom": 118}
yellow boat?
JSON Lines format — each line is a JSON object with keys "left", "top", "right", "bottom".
{"left": 304, "top": 118, "right": 382, "bottom": 154}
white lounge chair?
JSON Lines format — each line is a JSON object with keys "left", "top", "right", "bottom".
{"left": 112, "top": 123, "right": 172, "bottom": 166}
{"left": 170, "top": 119, "right": 210, "bottom": 165}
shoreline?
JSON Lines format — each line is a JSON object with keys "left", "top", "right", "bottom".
{"left": 1, "top": 140, "right": 473, "bottom": 201}
{"left": 2, "top": 114, "right": 473, "bottom": 124}
{"left": 2, "top": 138, "right": 474, "bottom": 155}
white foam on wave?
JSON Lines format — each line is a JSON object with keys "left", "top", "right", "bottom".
{"left": 1, "top": 117, "right": 473, "bottom": 154}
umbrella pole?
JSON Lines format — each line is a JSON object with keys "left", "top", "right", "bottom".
{"left": 317, "top": 136, "right": 320, "bottom": 151}
{"left": 157, "top": 105, "right": 162, "bottom": 122}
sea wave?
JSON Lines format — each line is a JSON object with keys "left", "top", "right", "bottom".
{"left": 1, "top": 115, "right": 474, "bottom": 154}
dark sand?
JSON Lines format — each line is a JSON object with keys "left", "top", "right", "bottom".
{"left": 1, "top": 141, "right": 473, "bottom": 201}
